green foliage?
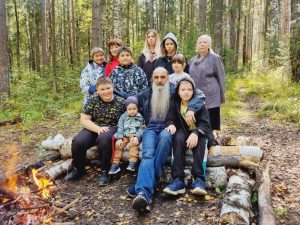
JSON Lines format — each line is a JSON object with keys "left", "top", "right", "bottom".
{"left": 224, "top": 68, "right": 300, "bottom": 127}
{"left": 215, "top": 186, "right": 222, "bottom": 195}
{"left": 0, "top": 61, "right": 83, "bottom": 125}
{"left": 251, "top": 191, "right": 258, "bottom": 204}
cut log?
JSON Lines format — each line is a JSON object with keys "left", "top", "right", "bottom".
{"left": 40, "top": 159, "right": 72, "bottom": 180}
{"left": 220, "top": 172, "right": 255, "bottom": 225}
{"left": 209, "top": 145, "right": 263, "bottom": 162}
{"left": 41, "top": 134, "right": 65, "bottom": 150}
{"left": 234, "top": 136, "right": 251, "bottom": 146}
{"left": 206, "top": 166, "right": 227, "bottom": 188}
{"left": 25, "top": 153, "right": 61, "bottom": 175}
{"left": 258, "top": 161, "right": 276, "bottom": 225}
{"left": 61, "top": 145, "right": 261, "bottom": 168}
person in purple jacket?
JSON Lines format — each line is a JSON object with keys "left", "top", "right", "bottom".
{"left": 189, "top": 34, "right": 226, "bottom": 137}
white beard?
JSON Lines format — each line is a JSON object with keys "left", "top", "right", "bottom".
{"left": 151, "top": 82, "right": 170, "bottom": 120}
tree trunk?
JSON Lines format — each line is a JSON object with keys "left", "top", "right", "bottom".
{"left": 198, "top": 0, "right": 207, "bottom": 33}
{"left": 41, "top": 0, "right": 48, "bottom": 64}
{"left": 92, "top": 0, "right": 102, "bottom": 48}
{"left": 229, "top": 0, "right": 238, "bottom": 72}
{"left": 126, "top": 0, "right": 130, "bottom": 45}
{"left": 33, "top": 2, "right": 41, "bottom": 72}
{"left": 71, "top": 0, "right": 76, "bottom": 63}
{"left": 280, "top": 0, "right": 290, "bottom": 39}
{"left": 235, "top": 0, "right": 242, "bottom": 72}
{"left": 50, "top": 0, "right": 57, "bottom": 95}
{"left": 0, "top": 0, "right": 10, "bottom": 94}
{"left": 27, "top": 1, "right": 35, "bottom": 71}
{"left": 214, "top": 0, "right": 223, "bottom": 55}
{"left": 149, "top": 0, "right": 154, "bottom": 28}
{"left": 290, "top": 0, "right": 300, "bottom": 82}
{"left": 113, "top": 0, "right": 121, "bottom": 38}
{"left": 13, "top": 0, "right": 20, "bottom": 68}
{"left": 67, "top": 0, "right": 73, "bottom": 64}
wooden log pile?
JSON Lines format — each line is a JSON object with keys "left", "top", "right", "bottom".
{"left": 18, "top": 134, "right": 275, "bottom": 224}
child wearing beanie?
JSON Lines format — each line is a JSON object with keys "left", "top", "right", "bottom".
{"left": 109, "top": 96, "right": 144, "bottom": 174}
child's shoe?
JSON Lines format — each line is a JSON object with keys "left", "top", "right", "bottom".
{"left": 191, "top": 177, "right": 207, "bottom": 195}
{"left": 126, "top": 162, "right": 136, "bottom": 171}
{"left": 108, "top": 164, "right": 121, "bottom": 175}
{"left": 163, "top": 178, "right": 186, "bottom": 195}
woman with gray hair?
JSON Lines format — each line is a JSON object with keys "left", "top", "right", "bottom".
{"left": 80, "top": 47, "right": 106, "bottom": 104}
{"left": 189, "top": 35, "right": 225, "bottom": 135}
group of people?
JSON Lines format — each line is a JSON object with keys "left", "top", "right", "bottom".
{"left": 67, "top": 29, "right": 226, "bottom": 213}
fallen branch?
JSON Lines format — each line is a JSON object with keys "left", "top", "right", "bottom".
{"left": 55, "top": 197, "right": 80, "bottom": 215}
{"left": 258, "top": 161, "right": 276, "bottom": 225}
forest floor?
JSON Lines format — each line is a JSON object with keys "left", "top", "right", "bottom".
{"left": 0, "top": 94, "right": 299, "bottom": 225}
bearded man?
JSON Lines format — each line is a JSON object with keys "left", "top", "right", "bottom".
{"left": 128, "top": 67, "right": 206, "bottom": 212}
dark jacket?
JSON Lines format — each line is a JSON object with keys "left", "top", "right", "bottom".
{"left": 166, "top": 78, "right": 213, "bottom": 142}
{"left": 110, "top": 64, "right": 149, "bottom": 99}
{"left": 136, "top": 82, "right": 205, "bottom": 126}
{"left": 155, "top": 32, "right": 189, "bottom": 74}
{"left": 138, "top": 53, "right": 156, "bottom": 85}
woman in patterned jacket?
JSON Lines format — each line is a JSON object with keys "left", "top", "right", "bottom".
{"left": 80, "top": 47, "right": 106, "bottom": 104}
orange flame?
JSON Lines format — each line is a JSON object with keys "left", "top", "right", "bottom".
{"left": 2, "top": 145, "right": 19, "bottom": 193}
{"left": 31, "top": 169, "right": 53, "bottom": 199}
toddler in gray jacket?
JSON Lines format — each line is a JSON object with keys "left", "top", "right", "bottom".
{"left": 109, "top": 96, "right": 144, "bottom": 174}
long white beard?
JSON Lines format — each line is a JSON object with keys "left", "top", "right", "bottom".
{"left": 151, "top": 82, "right": 170, "bottom": 120}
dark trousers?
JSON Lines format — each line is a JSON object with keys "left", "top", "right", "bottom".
{"left": 171, "top": 128, "right": 207, "bottom": 181}
{"left": 208, "top": 107, "right": 220, "bottom": 130}
{"left": 71, "top": 127, "right": 117, "bottom": 172}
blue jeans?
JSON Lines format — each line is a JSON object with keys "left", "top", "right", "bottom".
{"left": 135, "top": 122, "right": 173, "bottom": 203}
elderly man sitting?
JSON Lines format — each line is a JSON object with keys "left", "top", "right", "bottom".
{"left": 128, "top": 67, "right": 205, "bottom": 212}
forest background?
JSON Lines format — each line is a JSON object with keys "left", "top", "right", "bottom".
{"left": 0, "top": 0, "right": 299, "bottom": 127}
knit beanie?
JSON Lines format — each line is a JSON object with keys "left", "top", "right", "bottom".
{"left": 125, "top": 96, "right": 138, "bottom": 107}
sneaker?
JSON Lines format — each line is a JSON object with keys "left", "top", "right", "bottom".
{"left": 64, "top": 170, "right": 85, "bottom": 181}
{"left": 191, "top": 177, "right": 207, "bottom": 196}
{"left": 126, "top": 184, "right": 136, "bottom": 198}
{"left": 163, "top": 178, "right": 186, "bottom": 195}
{"left": 126, "top": 162, "right": 136, "bottom": 172}
{"left": 132, "top": 192, "right": 150, "bottom": 212}
{"left": 98, "top": 171, "right": 110, "bottom": 186}
{"left": 108, "top": 164, "right": 121, "bottom": 175}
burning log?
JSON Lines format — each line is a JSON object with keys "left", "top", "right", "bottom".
{"left": 258, "top": 161, "right": 276, "bottom": 225}
{"left": 25, "top": 153, "right": 61, "bottom": 175}
{"left": 0, "top": 186, "right": 17, "bottom": 200}
{"left": 39, "top": 159, "right": 73, "bottom": 180}
{"left": 220, "top": 172, "right": 255, "bottom": 225}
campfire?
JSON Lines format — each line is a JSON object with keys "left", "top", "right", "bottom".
{"left": 0, "top": 146, "right": 54, "bottom": 224}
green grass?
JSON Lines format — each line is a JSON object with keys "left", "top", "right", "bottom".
{"left": 223, "top": 67, "right": 300, "bottom": 127}
{"left": 0, "top": 62, "right": 83, "bottom": 126}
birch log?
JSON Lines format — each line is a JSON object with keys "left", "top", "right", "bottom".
{"left": 41, "top": 159, "right": 73, "bottom": 180}
{"left": 220, "top": 172, "right": 255, "bottom": 225}
{"left": 258, "top": 161, "right": 276, "bottom": 225}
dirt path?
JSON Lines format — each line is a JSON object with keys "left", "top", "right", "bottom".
{"left": 0, "top": 97, "right": 299, "bottom": 224}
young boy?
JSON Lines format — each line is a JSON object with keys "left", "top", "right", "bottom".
{"left": 169, "top": 54, "right": 191, "bottom": 86}
{"left": 109, "top": 96, "right": 144, "bottom": 174}
{"left": 164, "top": 78, "right": 213, "bottom": 196}
{"left": 110, "top": 46, "right": 148, "bottom": 99}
